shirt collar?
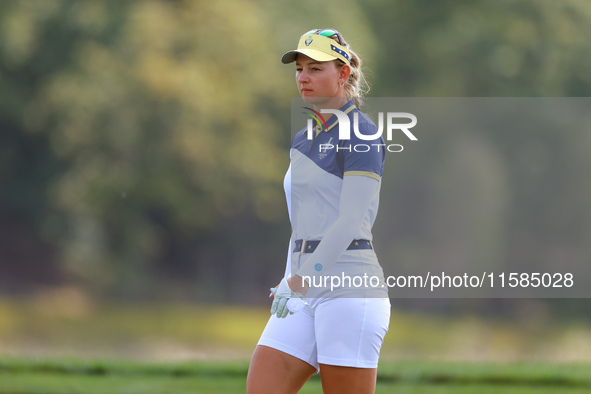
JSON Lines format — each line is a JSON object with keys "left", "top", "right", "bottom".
{"left": 315, "top": 100, "right": 356, "bottom": 134}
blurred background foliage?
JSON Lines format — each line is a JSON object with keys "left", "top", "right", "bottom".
{"left": 1, "top": 0, "right": 591, "bottom": 323}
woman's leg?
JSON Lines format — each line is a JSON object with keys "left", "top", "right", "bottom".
{"left": 247, "top": 307, "right": 318, "bottom": 394}
{"left": 319, "top": 364, "right": 377, "bottom": 394}
{"left": 314, "top": 297, "right": 390, "bottom": 394}
{"left": 247, "top": 345, "right": 316, "bottom": 394}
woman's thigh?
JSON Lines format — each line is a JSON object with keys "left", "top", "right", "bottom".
{"left": 247, "top": 345, "right": 316, "bottom": 394}
{"left": 313, "top": 297, "right": 389, "bottom": 393}
{"left": 248, "top": 309, "right": 318, "bottom": 393}
{"left": 319, "top": 364, "right": 377, "bottom": 394}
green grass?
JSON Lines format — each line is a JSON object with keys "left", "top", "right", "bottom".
{"left": 2, "top": 297, "right": 591, "bottom": 392}
{"left": 1, "top": 358, "right": 591, "bottom": 394}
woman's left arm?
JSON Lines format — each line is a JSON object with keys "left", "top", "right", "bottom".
{"left": 292, "top": 174, "right": 379, "bottom": 292}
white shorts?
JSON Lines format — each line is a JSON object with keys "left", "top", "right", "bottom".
{"left": 257, "top": 297, "right": 391, "bottom": 371}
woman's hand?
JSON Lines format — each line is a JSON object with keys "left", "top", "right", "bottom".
{"left": 270, "top": 275, "right": 310, "bottom": 297}
{"left": 287, "top": 275, "right": 310, "bottom": 296}
{"left": 269, "top": 276, "right": 310, "bottom": 318}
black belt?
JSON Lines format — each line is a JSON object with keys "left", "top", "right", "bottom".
{"left": 294, "top": 239, "right": 372, "bottom": 254}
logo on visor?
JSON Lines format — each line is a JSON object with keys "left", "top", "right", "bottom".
{"left": 305, "top": 36, "right": 313, "bottom": 46}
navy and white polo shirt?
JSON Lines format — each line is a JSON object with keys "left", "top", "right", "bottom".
{"left": 284, "top": 100, "right": 385, "bottom": 266}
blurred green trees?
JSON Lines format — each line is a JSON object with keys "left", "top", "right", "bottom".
{"left": 1, "top": 0, "right": 293, "bottom": 297}
{"left": 1, "top": 0, "right": 590, "bottom": 308}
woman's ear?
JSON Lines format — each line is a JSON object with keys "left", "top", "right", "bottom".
{"left": 340, "top": 64, "right": 351, "bottom": 83}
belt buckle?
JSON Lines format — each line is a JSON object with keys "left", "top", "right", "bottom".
{"left": 300, "top": 239, "right": 307, "bottom": 254}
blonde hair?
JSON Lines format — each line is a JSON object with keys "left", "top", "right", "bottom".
{"left": 331, "top": 34, "right": 369, "bottom": 108}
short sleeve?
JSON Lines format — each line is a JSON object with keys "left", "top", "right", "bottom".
{"left": 338, "top": 112, "right": 385, "bottom": 181}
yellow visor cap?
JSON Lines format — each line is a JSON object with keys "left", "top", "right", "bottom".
{"left": 281, "top": 34, "right": 351, "bottom": 65}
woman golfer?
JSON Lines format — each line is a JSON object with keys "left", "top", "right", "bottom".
{"left": 247, "top": 28, "right": 390, "bottom": 394}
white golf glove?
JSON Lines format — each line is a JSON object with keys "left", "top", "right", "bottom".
{"left": 270, "top": 277, "right": 308, "bottom": 318}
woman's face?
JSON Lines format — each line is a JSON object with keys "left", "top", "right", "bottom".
{"left": 295, "top": 54, "right": 344, "bottom": 106}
